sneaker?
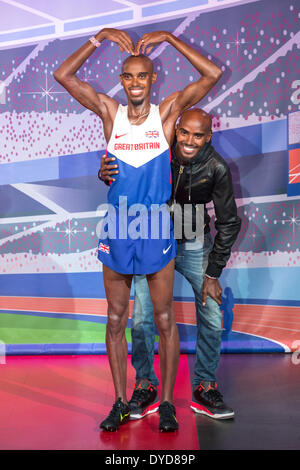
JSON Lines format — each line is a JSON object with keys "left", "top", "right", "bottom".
{"left": 100, "top": 398, "right": 130, "bottom": 431}
{"left": 191, "top": 381, "right": 235, "bottom": 420}
{"left": 159, "top": 401, "right": 178, "bottom": 432}
{"left": 129, "top": 378, "right": 159, "bottom": 420}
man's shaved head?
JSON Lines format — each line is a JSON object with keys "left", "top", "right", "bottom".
{"left": 121, "top": 54, "right": 154, "bottom": 74}
{"left": 178, "top": 108, "right": 212, "bottom": 134}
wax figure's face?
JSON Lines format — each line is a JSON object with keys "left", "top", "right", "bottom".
{"left": 120, "top": 56, "right": 157, "bottom": 106}
{"left": 176, "top": 111, "right": 212, "bottom": 162}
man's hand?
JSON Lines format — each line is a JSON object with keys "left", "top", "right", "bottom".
{"left": 202, "top": 276, "right": 222, "bottom": 307}
{"left": 135, "top": 31, "right": 171, "bottom": 55}
{"left": 98, "top": 154, "right": 119, "bottom": 183}
{"left": 98, "top": 28, "right": 135, "bottom": 55}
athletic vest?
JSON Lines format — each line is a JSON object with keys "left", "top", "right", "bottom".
{"left": 106, "top": 104, "right": 171, "bottom": 209}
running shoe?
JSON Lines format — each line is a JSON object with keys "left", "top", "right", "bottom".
{"left": 100, "top": 398, "right": 130, "bottom": 431}
{"left": 190, "top": 381, "right": 235, "bottom": 419}
{"left": 158, "top": 401, "right": 178, "bottom": 432}
{"left": 129, "top": 378, "right": 159, "bottom": 419}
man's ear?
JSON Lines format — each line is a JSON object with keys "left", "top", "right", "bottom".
{"left": 152, "top": 72, "right": 157, "bottom": 84}
{"left": 206, "top": 130, "right": 212, "bottom": 143}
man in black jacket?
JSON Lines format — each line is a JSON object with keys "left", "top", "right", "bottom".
{"left": 100, "top": 108, "right": 241, "bottom": 420}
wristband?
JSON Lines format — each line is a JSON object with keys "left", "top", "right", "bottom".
{"left": 89, "top": 36, "right": 101, "bottom": 48}
{"left": 205, "top": 274, "right": 217, "bottom": 280}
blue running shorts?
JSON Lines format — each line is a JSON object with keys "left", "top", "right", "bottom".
{"left": 97, "top": 208, "right": 177, "bottom": 275}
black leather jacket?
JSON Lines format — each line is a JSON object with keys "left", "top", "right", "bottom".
{"left": 171, "top": 142, "right": 241, "bottom": 278}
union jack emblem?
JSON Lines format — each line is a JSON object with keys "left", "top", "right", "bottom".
{"left": 99, "top": 243, "right": 110, "bottom": 254}
{"left": 145, "top": 130, "right": 159, "bottom": 138}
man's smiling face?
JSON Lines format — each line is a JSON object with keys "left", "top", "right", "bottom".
{"left": 175, "top": 109, "right": 212, "bottom": 163}
{"left": 120, "top": 55, "right": 156, "bottom": 107}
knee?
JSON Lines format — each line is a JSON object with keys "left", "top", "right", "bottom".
{"left": 200, "top": 303, "right": 223, "bottom": 331}
{"left": 107, "top": 303, "right": 127, "bottom": 335}
{"left": 153, "top": 305, "right": 174, "bottom": 334}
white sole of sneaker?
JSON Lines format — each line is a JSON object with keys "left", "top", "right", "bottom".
{"left": 190, "top": 404, "right": 235, "bottom": 420}
{"left": 130, "top": 403, "right": 160, "bottom": 420}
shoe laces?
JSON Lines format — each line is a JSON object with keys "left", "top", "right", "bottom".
{"left": 130, "top": 387, "right": 150, "bottom": 404}
{"left": 205, "top": 389, "right": 223, "bottom": 403}
{"left": 159, "top": 401, "right": 176, "bottom": 417}
{"left": 107, "top": 398, "right": 124, "bottom": 418}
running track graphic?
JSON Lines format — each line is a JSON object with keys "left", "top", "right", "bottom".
{"left": 1, "top": 296, "right": 299, "bottom": 352}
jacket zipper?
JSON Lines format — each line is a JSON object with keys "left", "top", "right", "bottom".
{"left": 173, "top": 165, "right": 184, "bottom": 203}
{"left": 173, "top": 165, "right": 200, "bottom": 213}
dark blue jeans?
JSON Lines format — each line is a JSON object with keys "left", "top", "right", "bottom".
{"left": 131, "top": 233, "right": 223, "bottom": 389}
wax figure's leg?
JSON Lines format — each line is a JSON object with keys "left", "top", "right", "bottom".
{"left": 103, "top": 264, "right": 133, "bottom": 401}
{"left": 129, "top": 275, "right": 160, "bottom": 420}
{"left": 131, "top": 275, "right": 159, "bottom": 386}
{"left": 175, "top": 234, "right": 234, "bottom": 419}
{"left": 100, "top": 265, "right": 132, "bottom": 431}
{"left": 146, "top": 259, "right": 180, "bottom": 431}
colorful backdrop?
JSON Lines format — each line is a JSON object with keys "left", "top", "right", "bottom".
{"left": 0, "top": 0, "right": 299, "bottom": 355}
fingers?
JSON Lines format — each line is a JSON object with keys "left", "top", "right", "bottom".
{"left": 100, "top": 169, "right": 118, "bottom": 182}
{"left": 104, "top": 29, "right": 135, "bottom": 54}
{"left": 135, "top": 31, "right": 167, "bottom": 55}
{"left": 100, "top": 155, "right": 115, "bottom": 171}
{"left": 135, "top": 35, "right": 151, "bottom": 55}
{"left": 100, "top": 154, "right": 107, "bottom": 172}
{"left": 103, "top": 163, "right": 119, "bottom": 182}
{"left": 215, "top": 282, "right": 223, "bottom": 305}
{"left": 135, "top": 38, "right": 144, "bottom": 56}
{"left": 117, "top": 30, "right": 135, "bottom": 55}
{"left": 101, "top": 156, "right": 116, "bottom": 165}
{"left": 202, "top": 278, "right": 222, "bottom": 306}
{"left": 99, "top": 156, "right": 119, "bottom": 182}
{"left": 202, "top": 285, "right": 207, "bottom": 307}
{"left": 215, "top": 291, "right": 222, "bottom": 305}
{"left": 104, "top": 29, "right": 166, "bottom": 56}
{"left": 145, "top": 45, "right": 154, "bottom": 55}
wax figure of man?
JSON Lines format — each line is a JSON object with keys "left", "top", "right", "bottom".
{"left": 100, "top": 108, "right": 241, "bottom": 420}
{"left": 55, "top": 29, "right": 221, "bottom": 432}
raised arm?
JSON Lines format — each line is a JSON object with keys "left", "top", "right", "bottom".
{"left": 54, "top": 28, "right": 135, "bottom": 139}
{"left": 136, "top": 31, "right": 222, "bottom": 122}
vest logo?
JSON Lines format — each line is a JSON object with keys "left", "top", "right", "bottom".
{"left": 99, "top": 243, "right": 110, "bottom": 254}
{"left": 115, "top": 133, "right": 128, "bottom": 139}
{"left": 145, "top": 130, "right": 159, "bottom": 138}
{"left": 114, "top": 142, "right": 160, "bottom": 151}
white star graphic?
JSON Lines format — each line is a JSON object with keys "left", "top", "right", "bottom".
{"left": 20, "top": 68, "right": 67, "bottom": 112}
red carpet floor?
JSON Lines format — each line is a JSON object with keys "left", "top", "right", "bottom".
{"left": 0, "top": 354, "right": 199, "bottom": 450}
